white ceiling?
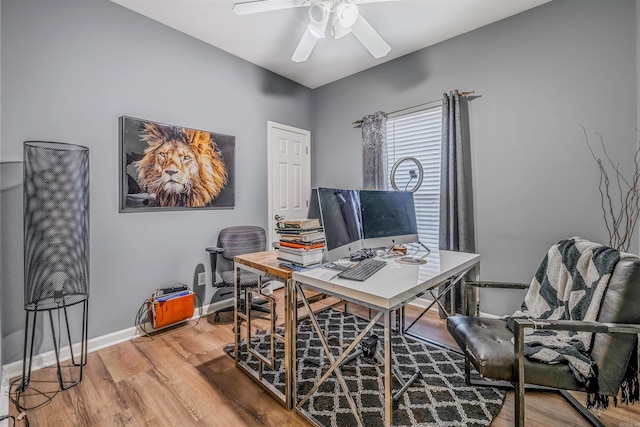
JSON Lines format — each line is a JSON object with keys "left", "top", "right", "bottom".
{"left": 110, "top": 0, "right": 551, "bottom": 89}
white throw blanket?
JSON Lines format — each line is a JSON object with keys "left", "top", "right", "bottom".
{"left": 507, "top": 237, "right": 631, "bottom": 382}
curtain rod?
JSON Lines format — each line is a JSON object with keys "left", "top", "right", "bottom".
{"left": 352, "top": 91, "right": 475, "bottom": 126}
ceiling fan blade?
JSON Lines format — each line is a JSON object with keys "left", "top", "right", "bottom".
{"left": 291, "top": 28, "right": 319, "bottom": 62}
{"left": 233, "top": 0, "right": 306, "bottom": 15}
{"left": 351, "top": 14, "right": 391, "bottom": 58}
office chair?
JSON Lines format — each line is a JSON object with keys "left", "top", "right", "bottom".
{"left": 207, "top": 225, "right": 274, "bottom": 322}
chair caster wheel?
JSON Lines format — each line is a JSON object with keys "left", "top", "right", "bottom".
{"left": 214, "top": 313, "right": 221, "bottom": 322}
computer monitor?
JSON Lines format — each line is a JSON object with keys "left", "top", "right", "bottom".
{"left": 360, "top": 190, "right": 419, "bottom": 248}
{"left": 307, "top": 188, "right": 322, "bottom": 226}
{"left": 317, "top": 187, "right": 363, "bottom": 262}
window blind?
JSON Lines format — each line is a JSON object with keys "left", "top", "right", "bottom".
{"left": 386, "top": 106, "right": 442, "bottom": 251}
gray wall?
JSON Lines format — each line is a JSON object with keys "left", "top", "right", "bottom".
{"left": 0, "top": 164, "right": 20, "bottom": 369}
{"left": 0, "top": 0, "right": 311, "bottom": 363}
{"left": 312, "top": 0, "right": 638, "bottom": 314}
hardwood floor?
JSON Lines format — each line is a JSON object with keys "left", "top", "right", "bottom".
{"left": 7, "top": 290, "right": 640, "bottom": 426}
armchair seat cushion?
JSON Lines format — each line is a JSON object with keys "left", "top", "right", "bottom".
{"left": 447, "top": 315, "right": 583, "bottom": 391}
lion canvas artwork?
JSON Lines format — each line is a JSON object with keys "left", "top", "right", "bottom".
{"left": 120, "top": 116, "right": 235, "bottom": 211}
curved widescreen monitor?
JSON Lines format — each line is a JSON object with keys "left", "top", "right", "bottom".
{"left": 317, "top": 187, "right": 363, "bottom": 262}
{"left": 360, "top": 190, "right": 419, "bottom": 248}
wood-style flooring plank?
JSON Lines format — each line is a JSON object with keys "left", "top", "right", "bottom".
{"left": 99, "top": 340, "right": 152, "bottom": 383}
{"left": 131, "top": 336, "right": 239, "bottom": 425}
{"left": 89, "top": 408, "right": 141, "bottom": 427}
{"left": 115, "top": 369, "right": 204, "bottom": 427}
{"left": 197, "top": 354, "right": 309, "bottom": 427}
{"left": 72, "top": 351, "right": 138, "bottom": 426}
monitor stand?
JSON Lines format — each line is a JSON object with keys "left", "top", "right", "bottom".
{"left": 398, "top": 256, "right": 427, "bottom": 265}
{"left": 322, "top": 262, "right": 349, "bottom": 271}
{"left": 396, "top": 241, "right": 431, "bottom": 265}
{"left": 322, "top": 248, "right": 377, "bottom": 270}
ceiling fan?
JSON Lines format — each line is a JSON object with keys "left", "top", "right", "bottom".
{"left": 233, "top": 0, "right": 395, "bottom": 62}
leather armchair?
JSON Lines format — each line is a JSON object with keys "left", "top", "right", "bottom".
{"left": 447, "top": 256, "right": 640, "bottom": 426}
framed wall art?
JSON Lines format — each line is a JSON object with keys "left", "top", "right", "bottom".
{"left": 119, "top": 116, "right": 235, "bottom": 212}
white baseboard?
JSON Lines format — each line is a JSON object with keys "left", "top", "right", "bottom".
{"left": 1, "top": 366, "right": 9, "bottom": 427}
{"left": 2, "top": 325, "right": 138, "bottom": 382}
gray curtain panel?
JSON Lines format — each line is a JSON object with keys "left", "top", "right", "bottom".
{"left": 359, "top": 111, "right": 387, "bottom": 190}
{"left": 439, "top": 90, "right": 475, "bottom": 316}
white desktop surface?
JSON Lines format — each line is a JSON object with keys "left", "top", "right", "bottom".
{"left": 292, "top": 249, "right": 480, "bottom": 311}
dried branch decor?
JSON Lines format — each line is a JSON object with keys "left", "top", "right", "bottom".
{"left": 582, "top": 126, "right": 640, "bottom": 251}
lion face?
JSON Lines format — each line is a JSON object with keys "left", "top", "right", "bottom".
{"left": 133, "top": 123, "right": 228, "bottom": 207}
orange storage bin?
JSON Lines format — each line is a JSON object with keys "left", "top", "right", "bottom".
{"left": 150, "top": 291, "right": 195, "bottom": 329}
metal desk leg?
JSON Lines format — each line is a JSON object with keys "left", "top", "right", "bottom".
{"left": 395, "top": 306, "right": 405, "bottom": 334}
{"left": 231, "top": 260, "right": 290, "bottom": 408}
{"left": 293, "top": 278, "right": 300, "bottom": 409}
{"left": 404, "top": 266, "right": 474, "bottom": 334}
{"left": 234, "top": 265, "right": 241, "bottom": 363}
{"left": 384, "top": 310, "right": 392, "bottom": 427}
{"left": 296, "top": 283, "right": 381, "bottom": 427}
{"left": 285, "top": 277, "right": 296, "bottom": 410}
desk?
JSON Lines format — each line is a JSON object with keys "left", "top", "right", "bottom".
{"left": 233, "top": 250, "right": 297, "bottom": 409}
{"left": 291, "top": 250, "right": 480, "bottom": 427}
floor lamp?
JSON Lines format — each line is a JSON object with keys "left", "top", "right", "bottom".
{"left": 20, "top": 141, "right": 89, "bottom": 394}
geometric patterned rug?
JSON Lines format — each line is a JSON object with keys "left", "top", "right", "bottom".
{"left": 226, "top": 309, "right": 505, "bottom": 427}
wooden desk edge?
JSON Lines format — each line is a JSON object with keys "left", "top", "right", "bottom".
{"left": 234, "top": 250, "right": 294, "bottom": 279}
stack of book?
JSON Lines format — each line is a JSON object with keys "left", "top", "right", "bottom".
{"left": 276, "top": 218, "right": 325, "bottom": 267}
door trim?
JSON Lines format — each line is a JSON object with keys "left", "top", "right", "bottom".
{"left": 267, "top": 121, "right": 311, "bottom": 246}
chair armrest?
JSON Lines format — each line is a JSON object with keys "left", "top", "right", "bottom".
{"left": 206, "top": 247, "right": 225, "bottom": 286}
{"left": 513, "top": 318, "right": 640, "bottom": 335}
{"left": 511, "top": 318, "right": 640, "bottom": 392}
{"left": 464, "top": 281, "right": 529, "bottom": 316}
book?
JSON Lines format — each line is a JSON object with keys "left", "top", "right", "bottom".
{"left": 278, "top": 218, "right": 321, "bottom": 230}
{"left": 279, "top": 241, "right": 325, "bottom": 250}
{"left": 277, "top": 257, "right": 323, "bottom": 267}
{"left": 276, "top": 227, "right": 323, "bottom": 235}
{"left": 278, "top": 261, "right": 320, "bottom": 271}
{"left": 277, "top": 249, "right": 324, "bottom": 266}
{"left": 278, "top": 246, "right": 324, "bottom": 256}
{"left": 279, "top": 231, "right": 325, "bottom": 243}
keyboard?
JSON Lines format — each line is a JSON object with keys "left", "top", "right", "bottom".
{"left": 338, "top": 259, "right": 387, "bottom": 281}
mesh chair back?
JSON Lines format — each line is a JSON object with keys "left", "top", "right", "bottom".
{"left": 217, "top": 226, "right": 266, "bottom": 286}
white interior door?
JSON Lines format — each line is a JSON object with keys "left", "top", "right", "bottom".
{"left": 267, "top": 121, "right": 311, "bottom": 246}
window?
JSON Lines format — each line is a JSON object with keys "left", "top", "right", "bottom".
{"left": 385, "top": 106, "right": 442, "bottom": 251}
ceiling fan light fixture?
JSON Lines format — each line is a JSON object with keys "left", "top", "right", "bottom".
{"left": 307, "top": 1, "right": 330, "bottom": 38}
{"left": 332, "top": 19, "right": 352, "bottom": 39}
{"left": 233, "top": 0, "right": 393, "bottom": 62}
{"left": 336, "top": 3, "right": 359, "bottom": 28}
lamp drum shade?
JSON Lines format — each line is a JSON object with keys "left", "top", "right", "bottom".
{"left": 23, "top": 141, "right": 89, "bottom": 311}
